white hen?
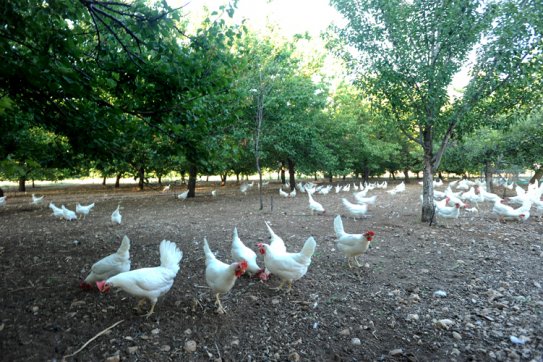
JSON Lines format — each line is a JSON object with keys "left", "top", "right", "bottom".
{"left": 265, "top": 222, "right": 287, "bottom": 254}
{"left": 97, "top": 240, "right": 182, "bottom": 318}
{"left": 257, "top": 236, "right": 317, "bottom": 291}
{"left": 231, "top": 227, "right": 265, "bottom": 279}
{"left": 76, "top": 202, "right": 95, "bottom": 219}
{"left": 307, "top": 192, "right": 325, "bottom": 215}
{"left": 177, "top": 190, "right": 189, "bottom": 200}
{"left": 61, "top": 205, "right": 77, "bottom": 221}
{"left": 49, "top": 202, "right": 64, "bottom": 219}
{"left": 31, "top": 194, "right": 44, "bottom": 205}
{"left": 341, "top": 198, "right": 368, "bottom": 219}
{"left": 81, "top": 235, "right": 131, "bottom": 289}
{"left": 204, "top": 238, "right": 248, "bottom": 313}
{"left": 279, "top": 188, "right": 289, "bottom": 198}
{"left": 0, "top": 196, "right": 5, "bottom": 206}
{"left": 333, "top": 215, "right": 375, "bottom": 268}
{"left": 111, "top": 205, "right": 122, "bottom": 224}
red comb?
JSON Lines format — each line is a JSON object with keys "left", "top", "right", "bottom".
{"left": 240, "top": 260, "right": 248, "bottom": 270}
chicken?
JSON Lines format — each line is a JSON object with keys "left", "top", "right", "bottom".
{"left": 289, "top": 188, "right": 296, "bottom": 198}
{"left": 387, "top": 181, "right": 405, "bottom": 195}
{"left": 478, "top": 187, "right": 501, "bottom": 203}
{"left": 76, "top": 202, "right": 95, "bottom": 219}
{"left": 307, "top": 191, "right": 325, "bottom": 215}
{"left": 318, "top": 185, "right": 333, "bottom": 195}
{"left": 342, "top": 184, "right": 351, "bottom": 192}
{"left": 97, "top": 240, "right": 182, "bottom": 318}
{"left": 341, "top": 198, "right": 368, "bottom": 219}
{"left": 177, "top": 190, "right": 189, "bottom": 200}
{"left": 492, "top": 198, "right": 531, "bottom": 222}
{"left": 231, "top": 227, "right": 266, "bottom": 279}
{"left": 434, "top": 200, "right": 460, "bottom": 219}
{"left": 279, "top": 188, "right": 289, "bottom": 198}
{"left": 353, "top": 194, "right": 377, "bottom": 205}
{"left": 61, "top": 205, "right": 77, "bottom": 221}
{"left": 0, "top": 196, "right": 5, "bottom": 206}
{"left": 204, "top": 238, "right": 248, "bottom": 313}
{"left": 257, "top": 236, "right": 317, "bottom": 291}
{"left": 31, "top": 194, "right": 44, "bottom": 205}
{"left": 333, "top": 215, "right": 375, "bottom": 268}
{"left": 111, "top": 205, "right": 122, "bottom": 225}
{"left": 162, "top": 184, "right": 171, "bottom": 192}
{"left": 240, "top": 182, "right": 253, "bottom": 195}
{"left": 265, "top": 221, "right": 287, "bottom": 254}
{"left": 81, "top": 235, "right": 131, "bottom": 289}
{"left": 49, "top": 202, "right": 64, "bottom": 219}
{"left": 211, "top": 190, "right": 217, "bottom": 197}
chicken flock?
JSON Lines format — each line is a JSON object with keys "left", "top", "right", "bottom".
{"left": 1, "top": 177, "right": 541, "bottom": 318}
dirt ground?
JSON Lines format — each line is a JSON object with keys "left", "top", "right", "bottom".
{"left": 0, "top": 179, "right": 542, "bottom": 362}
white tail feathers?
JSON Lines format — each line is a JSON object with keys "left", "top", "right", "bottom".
{"left": 333, "top": 215, "right": 345, "bottom": 238}
{"left": 159, "top": 240, "right": 182, "bottom": 274}
{"left": 118, "top": 235, "right": 131, "bottom": 253}
{"left": 300, "top": 236, "right": 317, "bottom": 258}
{"left": 203, "top": 238, "right": 216, "bottom": 265}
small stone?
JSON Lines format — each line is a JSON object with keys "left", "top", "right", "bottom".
{"left": 288, "top": 352, "right": 300, "bottom": 361}
{"left": 231, "top": 339, "right": 240, "bottom": 346}
{"left": 127, "top": 346, "right": 138, "bottom": 354}
{"left": 339, "top": 328, "right": 350, "bottom": 336}
{"left": 184, "top": 329, "right": 192, "bottom": 336}
{"left": 272, "top": 298, "right": 280, "bottom": 305}
{"left": 433, "top": 290, "right": 447, "bottom": 298}
{"left": 184, "top": 340, "right": 197, "bottom": 353}
{"left": 104, "top": 355, "right": 120, "bottom": 362}
{"left": 31, "top": 306, "right": 39, "bottom": 313}
{"left": 351, "top": 338, "right": 361, "bottom": 346}
{"left": 406, "top": 314, "right": 419, "bottom": 322}
{"left": 151, "top": 328, "right": 160, "bottom": 335}
{"left": 533, "top": 281, "right": 541, "bottom": 288}
{"left": 488, "top": 351, "right": 496, "bottom": 359}
{"left": 124, "top": 336, "right": 133, "bottom": 341}
{"left": 160, "top": 345, "right": 171, "bottom": 352}
{"left": 389, "top": 348, "right": 403, "bottom": 356}
{"left": 250, "top": 295, "right": 258, "bottom": 301}
{"left": 434, "top": 319, "right": 455, "bottom": 329}
{"left": 452, "top": 331, "right": 462, "bottom": 340}
{"left": 451, "top": 348, "right": 460, "bottom": 356}
{"left": 421, "top": 269, "right": 429, "bottom": 273}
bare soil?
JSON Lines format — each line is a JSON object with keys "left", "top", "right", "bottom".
{"left": 0, "top": 180, "right": 542, "bottom": 362}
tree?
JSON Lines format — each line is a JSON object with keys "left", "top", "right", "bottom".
{"left": 330, "top": 0, "right": 543, "bottom": 222}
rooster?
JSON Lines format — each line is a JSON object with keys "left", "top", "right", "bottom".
{"left": 341, "top": 198, "right": 368, "bottom": 219}
{"left": 257, "top": 236, "right": 317, "bottom": 291}
{"left": 307, "top": 191, "right": 325, "bottom": 215}
{"left": 204, "top": 238, "right": 248, "bottom": 314}
{"left": 81, "top": 235, "right": 130, "bottom": 289}
{"left": 333, "top": 215, "right": 375, "bottom": 268}
{"left": 31, "top": 194, "right": 44, "bottom": 205}
{"left": 111, "top": 205, "right": 122, "bottom": 225}
{"left": 231, "top": 227, "right": 266, "bottom": 280}
{"left": 76, "top": 202, "right": 95, "bottom": 219}
{"left": 97, "top": 240, "right": 182, "bottom": 318}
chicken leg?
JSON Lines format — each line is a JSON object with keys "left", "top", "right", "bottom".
{"left": 215, "top": 293, "right": 226, "bottom": 314}
{"left": 271, "top": 279, "right": 286, "bottom": 291}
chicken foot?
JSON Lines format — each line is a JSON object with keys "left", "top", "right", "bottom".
{"left": 215, "top": 293, "right": 226, "bottom": 314}
{"left": 142, "top": 301, "right": 156, "bottom": 319}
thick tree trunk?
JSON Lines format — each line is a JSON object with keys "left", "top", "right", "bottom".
{"left": 421, "top": 129, "right": 435, "bottom": 223}
{"left": 188, "top": 164, "right": 197, "bottom": 198}
{"left": 18, "top": 177, "right": 26, "bottom": 192}
{"left": 287, "top": 158, "right": 296, "bottom": 191}
{"left": 530, "top": 168, "right": 543, "bottom": 184}
{"left": 403, "top": 168, "right": 410, "bottom": 183}
{"left": 484, "top": 161, "right": 494, "bottom": 193}
{"left": 102, "top": 176, "right": 106, "bottom": 186}
{"left": 138, "top": 167, "right": 145, "bottom": 191}
{"left": 0, "top": 187, "right": 3, "bottom": 197}
{"left": 115, "top": 173, "right": 121, "bottom": 188}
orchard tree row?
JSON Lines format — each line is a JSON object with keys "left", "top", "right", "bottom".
{"left": 1, "top": 0, "right": 541, "bottom": 220}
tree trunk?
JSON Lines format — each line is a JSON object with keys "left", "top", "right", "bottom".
{"left": 0, "top": 187, "right": 3, "bottom": 197}
{"left": 280, "top": 162, "right": 286, "bottom": 185}
{"left": 287, "top": 158, "right": 296, "bottom": 191}
{"left": 403, "top": 168, "right": 410, "bottom": 183}
{"left": 530, "top": 168, "right": 543, "bottom": 184}
{"left": 102, "top": 176, "right": 106, "bottom": 186}
{"left": 221, "top": 173, "right": 227, "bottom": 186}
{"left": 188, "top": 164, "right": 197, "bottom": 198}
{"left": 158, "top": 175, "right": 162, "bottom": 186}
{"left": 362, "top": 166, "right": 370, "bottom": 184}
{"left": 115, "top": 173, "right": 121, "bottom": 188}
{"left": 32, "top": 179, "right": 35, "bottom": 188}
{"left": 314, "top": 173, "right": 318, "bottom": 181}
{"left": 421, "top": 128, "right": 435, "bottom": 223}
{"left": 18, "top": 176, "right": 26, "bottom": 192}
{"left": 235, "top": 172, "right": 240, "bottom": 184}
{"left": 137, "top": 167, "right": 144, "bottom": 190}
{"left": 484, "top": 161, "right": 494, "bottom": 193}
{"left": 180, "top": 170, "right": 186, "bottom": 185}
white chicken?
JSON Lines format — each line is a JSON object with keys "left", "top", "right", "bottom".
{"left": 240, "top": 182, "right": 253, "bottom": 195}
{"left": 76, "top": 202, "right": 95, "bottom": 219}
{"left": 265, "top": 222, "right": 287, "bottom": 254}
{"left": 61, "top": 205, "right": 77, "bottom": 221}
{"left": 333, "top": 215, "right": 375, "bottom": 268}
{"left": 81, "top": 235, "right": 131, "bottom": 289}
{"left": 434, "top": 199, "right": 460, "bottom": 219}
{"left": 111, "top": 205, "right": 122, "bottom": 225}
{"left": 204, "top": 238, "right": 248, "bottom": 313}
{"left": 211, "top": 190, "right": 217, "bottom": 197}
{"left": 257, "top": 236, "right": 317, "bottom": 291}
{"left": 307, "top": 191, "right": 325, "bottom": 215}
{"left": 177, "top": 190, "right": 189, "bottom": 200}
{"left": 289, "top": 188, "right": 296, "bottom": 198}
{"left": 49, "top": 202, "right": 64, "bottom": 219}
{"left": 231, "top": 227, "right": 265, "bottom": 279}
{"left": 0, "top": 196, "right": 5, "bottom": 206}
{"left": 387, "top": 181, "right": 405, "bottom": 195}
{"left": 162, "top": 184, "right": 171, "bottom": 192}
{"left": 97, "top": 240, "right": 182, "bottom": 318}
{"left": 279, "top": 188, "right": 289, "bottom": 198}
{"left": 353, "top": 194, "right": 377, "bottom": 205}
{"left": 31, "top": 194, "right": 44, "bottom": 205}
{"left": 492, "top": 198, "right": 531, "bottom": 222}
{"left": 341, "top": 198, "right": 368, "bottom": 219}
